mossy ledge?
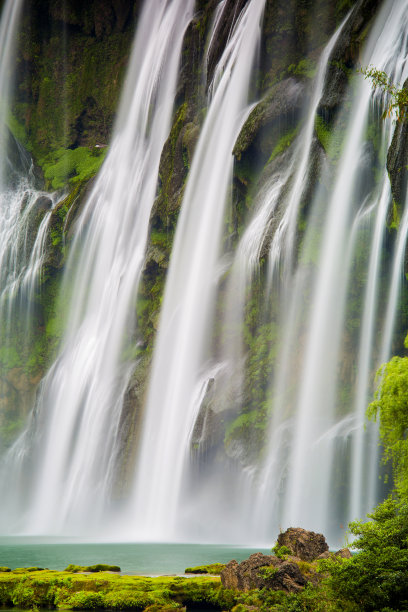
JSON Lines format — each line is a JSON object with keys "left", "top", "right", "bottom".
{"left": 0, "top": 569, "right": 230, "bottom": 610}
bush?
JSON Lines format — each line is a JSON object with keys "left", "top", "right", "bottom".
{"left": 325, "top": 498, "right": 408, "bottom": 611}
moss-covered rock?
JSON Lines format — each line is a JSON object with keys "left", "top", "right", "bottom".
{"left": 317, "top": 0, "right": 382, "bottom": 125}
{"left": 185, "top": 563, "right": 226, "bottom": 575}
{"left": 11, "top": 1, "right": 141, "bottom": 169}
{"left": 64, "top": 564, "right": 121, "bottom": 573}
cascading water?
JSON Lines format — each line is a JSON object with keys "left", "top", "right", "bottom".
{"left": 130, "top": 0, "right": 266, "bottom": 541}
{"left": 127, "top": 0, "right": 408, "bottom": 546}
{"left": 1, "top": 0, "right": 408, "bottom": 547}
{"left": 0, "top": 0, "right": 194, "bottom": 535}
{"left": 234, "top": 0, "right": 408, "bottom": 544}
{"left": 0, "top": 0, "right": 59, "bottom": 432}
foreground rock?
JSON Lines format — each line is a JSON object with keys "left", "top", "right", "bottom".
{"left": 220, "top": 552, "right": 306, "bottom": 593}
{"left": 221, "top": 528, "right": 352, "bottom": 594}
{"left": 276, "top": 527, "right": 328, "bottom": 561}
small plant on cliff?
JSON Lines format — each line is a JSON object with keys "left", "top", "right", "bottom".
{"left": 272, "top": 545, "right": 291, "bottom": 560}
{"left": 360, "top": 65, "right": 408, "bottom": 120}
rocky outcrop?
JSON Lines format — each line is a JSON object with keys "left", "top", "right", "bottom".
{"left": 233, "top": 78, "right": 306, "bottom": 161}
{"left": 387, "top": 79, "right": 408, "bottom": 212}
{"left": 221, "top": 528, "right": 352, "bottom": 594}
{"left": 318, "top": 0, "right": 382, "bottom": 123}
{"left": 276, "top": 527, "right": 329, "bottom": 561}
{"left": 220, "top": 553, "right": 307, "bottom": 593}
{"left": 206, "top": 0, "right": 249, "bottom": 88}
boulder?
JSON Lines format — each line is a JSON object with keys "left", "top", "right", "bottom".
{"left": 276, "top": 527, "right": 329, "bottom": 561}
{"left": 220, "top": 552, "right": 306, "bottom": 593}
{"left": 334, "top": 548, "right": 352, "bottom": 559}
{"left": 220, "top": 553, "right": 278, "bottom": 591}
{"left": 265, "top": 561, "right": 307, "bottom": 593}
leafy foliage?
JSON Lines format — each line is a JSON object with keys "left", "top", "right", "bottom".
{"left": 324, "top": 498, "right": 408, "bottom": 611}
{"left": 322, "top": 351, "right": 408, "bottom": 611}
{"left": 367, "top": 355, "right": 408, "bottom": 497}
{"left": 360, "top": 65, "right": 408, "bottom": 120}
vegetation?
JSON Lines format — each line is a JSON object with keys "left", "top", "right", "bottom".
{"left": 2, "top": 348, "right": 408, "bottom": 612}
{"left": 0, "top": 569, "right": 230, "bottom": 610}
{"left": 360, "top": 65, "right": 408, "bottom": 120}
{"left": 39, "top": 146, "right": 107, "bottom": 191}
{"left": 64, "top": 564, "right": 121, "bottom": 573}
{"left": 320, "top": 351, "right": 408, "bottom": 611}
{"left": 184, "top": 563, "right": 226, "bottom": 575}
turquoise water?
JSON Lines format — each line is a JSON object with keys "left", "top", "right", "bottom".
{"left": 0, "top": 539, "right": 270, "bottom": 575}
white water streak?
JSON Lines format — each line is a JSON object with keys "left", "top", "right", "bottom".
{"left": 131, "top": 0, "right": 266, "bottom": 541}
{"left": 7, "top": 0, "right": 195, "bottom": 535}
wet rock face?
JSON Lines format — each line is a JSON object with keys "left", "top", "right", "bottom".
{"left": 277, "top": 527, "right": 329, "bottom": 561}
{"left": 233, "top": 77, "right": 306, "bottom": 161}
{"left": 318, "top": 0, "right": 382, "bottom": 123}
{"left": 220, "top": 552, "right": 307, "bottom": 593}
{"left": 387, "top": 80, "right": 408, "bottom": 210}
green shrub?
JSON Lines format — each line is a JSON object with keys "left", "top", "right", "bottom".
{"left": 272, "top": 545, "right": 292, "bottom": 560}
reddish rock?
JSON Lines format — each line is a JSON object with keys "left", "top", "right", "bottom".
{"left": 334, "top": 548, "right": 352, "bottom": 559}
{"left": 220, "top": 552, "right": 307, "bottom": 593}
{"left": 277, "top": 527, "right": 329, "bottom": 561}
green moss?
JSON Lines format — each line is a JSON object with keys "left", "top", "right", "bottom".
{"left": 13, "top": 568, "right": 45, "bottom": 573}
{"left": 0, "top": 345, "right": 23, "bottom": 370}
{"left": 288, "top": 58, "right": 317, "bottom": 79}
{"left": 224, "top": 409, "right": 268, "bottom": 456}
{"left": 257, "top": 566, "right": 278, "bottom": 580}
{"left": 6, "top": 113, "right": 29, "bottom": 149}
{"left": 267, "top": 125, "right": 299, "bottom": 164}
{"left": 0, "top": 419, "right": 24, "bottom": 446}
{"left": 64, "top": 564, "right": 121, "bottom": 573}
{"left": 389, "top": 199, "right": 400, "bottom": 230}
{"left": 39, "top": 146, "right": 106, "bottom": 191}
{"left": 64, "top": 590, "right": 105, "bottom": 609}
{"left": 0, "top": 570, "right": 226, "bottom": 611}
{"left": 184, "top": 563, "right": 226, "bottom": 575}
{"left": 272, "top": 545, "right": 292, "bottom": 560}
{"left": 314, "top": 114, "right": 344, "bottom": 162}
{"left": 314, "top": 115, "right": 331, "bottom": 153}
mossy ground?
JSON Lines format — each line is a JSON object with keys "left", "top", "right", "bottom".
{"left": 0, "top": 569, "right": 228, "bottom": 610}
{"left": 0, "top": 560, "right": 364, "bottom": 612}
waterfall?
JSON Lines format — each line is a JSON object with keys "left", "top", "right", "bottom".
{"left": 247, "top": 0, "right": 408, "bottom": 544}
{"left": 0, "top": 0, "right": 194, "bottom": 535}
{"left": 130, "top": 0, "right": 266, "bottom": 541}
{"left": 1, "top": 0, "right": 408, "bottom": 546}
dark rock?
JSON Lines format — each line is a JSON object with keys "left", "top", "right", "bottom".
{"left": 318, "top": 0, "right": 382, "bottom": 124}
{"left": 265, "top": 560, "right": 308, "bottom": 593}
{"left": 220, "top": 553, "right": 279, "bottom": 591}
{"left": 277, "top": 527, "right": 329, "bottom": 561}
{"left": 233, "top": 78, "right": 306, "bottom": 161}
{"left": 220, "top": 552, "right": 307, "bottom": 593}
{"left": 206, "top": 0, "right": 249, "bottom": 89}
{"left": 387, "top": 80, "right": 408, "bottom": 210}
{"left": 34, "top": 195, "right": 53, "bottom": 213}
